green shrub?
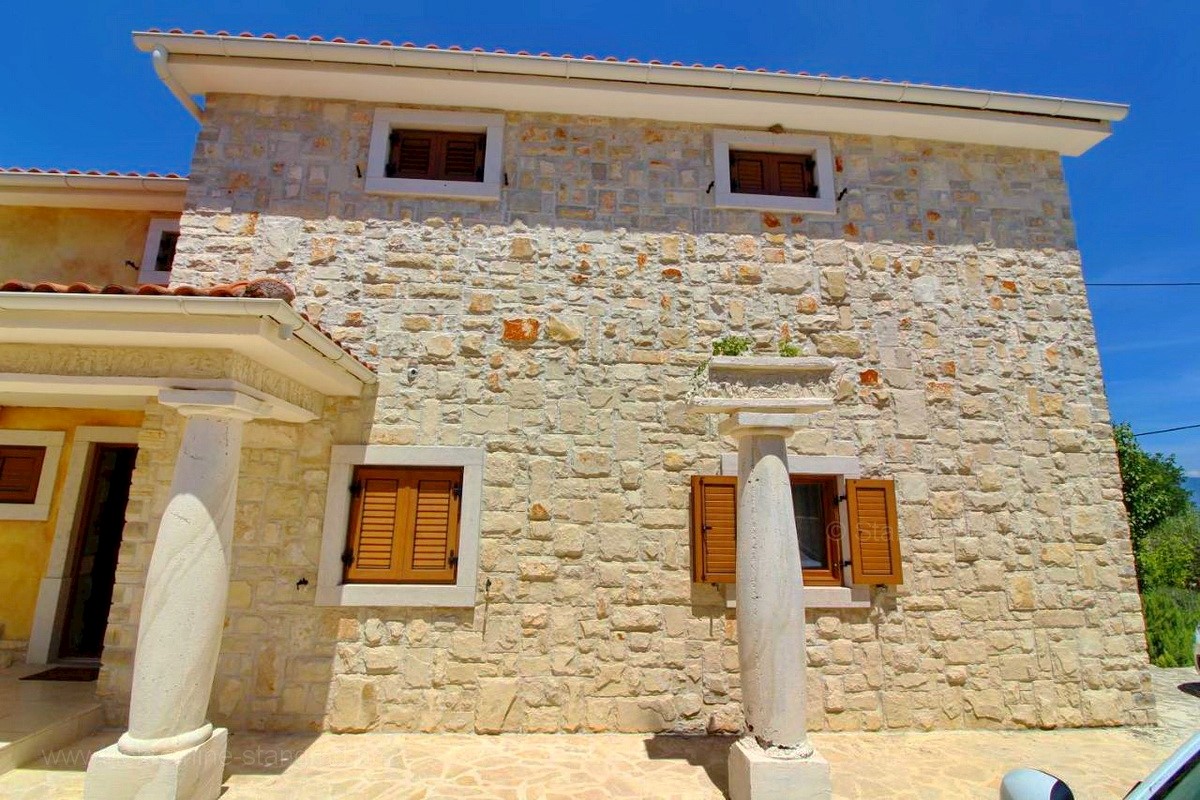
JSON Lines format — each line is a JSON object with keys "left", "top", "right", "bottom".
{"left": 1137, "top": 510, "right": 1200, "bottom": 591}
{"left": 1142, "top": 587, "right": 1200, "bottom": 667}
{"left": 777, "top": 340, "right": 802, "bottom": 357}
{"left": 712, "top": 335, "right": 753, "bottom": 357}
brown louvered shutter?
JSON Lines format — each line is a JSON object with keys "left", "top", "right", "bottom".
{"left": 845, "top": 478, "right": 903, "bottom": 585}
{"left": 730, "top": 152, "right": 767, "bottom": 194}
{"left": 691, "top": 475, "right": 737, "bottom": 583}
{"left": 403, "top": 469, "right": 462, "bottom": 583}
{"left": 344, "top": 467, "right": 407, "bottom": 582}
{"left": 387, "top": 130, "right": 485, "bottom": 182}
{"left": 440, "top": 133, "right": 486, "bottom": 182}
{"left": 388, "top": 131, "right": 436, "bottom": 179}
{"left": 730, "top": 150, "right": 817, "bottom": 198}
{"left": 0, "top": 446, "right": 46, "bottom": 504}
{"left": 343, "top": 466, "right": 463, "bottom": 585}
{"left": 775, "top": 155, "right": 816, "bottom": 198}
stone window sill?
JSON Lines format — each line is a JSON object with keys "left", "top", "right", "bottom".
{"left": 723, "top": 584, "right": 872, "bottom": 610}
{"left": 315, "top": 583, "right": 475, "bottom": 608}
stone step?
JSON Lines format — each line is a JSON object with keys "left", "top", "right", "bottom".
{"left": 0, "top": 699, "right": 103, "bottom": 776}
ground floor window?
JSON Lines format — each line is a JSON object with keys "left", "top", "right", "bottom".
{"left": 317, "top": 446, "right": 484, "bottom": 608}
{"left": 342, "top": 466, "right": 462, "bottom": 585}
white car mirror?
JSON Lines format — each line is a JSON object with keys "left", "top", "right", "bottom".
{"left": 999, "top": 768, "right": 1075, "bottom": 800}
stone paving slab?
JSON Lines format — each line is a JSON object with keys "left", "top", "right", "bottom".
{"left": 1, "top": 667, "right": 1194, "bottom": 799}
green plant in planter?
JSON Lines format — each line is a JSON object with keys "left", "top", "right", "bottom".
{"left": 711, "top": 335, "right": 753, "bottom": 357}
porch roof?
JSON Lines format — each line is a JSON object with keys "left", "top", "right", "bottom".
{"left": 0, "top": 279, "right": 374, "bottom": 420}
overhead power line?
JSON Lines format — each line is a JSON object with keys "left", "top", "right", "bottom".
{"left": 1133, "top": 423, "right": 1200, "bottom": 437}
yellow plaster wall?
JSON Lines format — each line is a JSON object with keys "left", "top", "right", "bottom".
{"left": 0, "top": 407, "right": 144, "bottom": 643}
{"left": 0, "top": 206, "right": 178, "bottom": 286}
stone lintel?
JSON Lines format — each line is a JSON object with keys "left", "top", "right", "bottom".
{"left": 158, "top": 388, "right": 273, "bottom": 422}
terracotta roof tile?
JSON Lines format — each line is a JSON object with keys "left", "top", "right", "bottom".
{"left": 0, "top": 277, "right": 294, "bottom": 300}
{"left": 0, "top": 167, "right": 186, "bottom": 179}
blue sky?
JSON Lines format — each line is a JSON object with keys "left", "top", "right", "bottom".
{"left": 2, "top": 1, "right": 1198, "bottom": 471}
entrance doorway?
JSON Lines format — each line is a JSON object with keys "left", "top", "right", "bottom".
{"left": 56, "top": 444, "right": 137, "bottom": 662}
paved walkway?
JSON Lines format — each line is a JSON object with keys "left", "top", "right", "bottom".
{"left": 1, "top": 667, "right": 1195, "bottom": 799}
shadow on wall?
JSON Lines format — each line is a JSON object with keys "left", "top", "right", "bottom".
{"left": 644, "top": 733, "right": 736, "bottom": 796}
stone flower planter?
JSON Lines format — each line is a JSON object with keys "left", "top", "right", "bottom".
{"left": 688, "top": 355, "right": 836, "bottom": 415}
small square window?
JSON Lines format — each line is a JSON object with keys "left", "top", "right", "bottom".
{"left": 138, "top": 218, "right": 180, "bottom": 286}
{"left": 0, "top": 430, "right": 64, "bottom": 521}
{"left": 0, "top": 445, "right": 47, "bottom": 504}
{"left": 317, "top": 446, "right": 485, "bottom": 608}
{"left": 387, "top": 131, "right": 486, "bottom": 183}
{"left": 366, "top": 110, "right": 504, "bottom": 201}
{"left": 712, "top": 130, "right": 836, "bottom": 214}
{"left": 343, "top": 465, "right": 463, "bottom": 586}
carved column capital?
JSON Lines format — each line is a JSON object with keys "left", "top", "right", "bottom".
{"left": 158, "top": 388, "right": 271, "bottom": 422}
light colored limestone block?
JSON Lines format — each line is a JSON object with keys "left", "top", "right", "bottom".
{"left": 84, "top": 727, "right": 227, "bottom": 800}
{"left": 728, "top": 736, "right": 831, "bottom": 800}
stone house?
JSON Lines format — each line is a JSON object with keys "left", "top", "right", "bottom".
{"left": 0, "top": 27, "right": 1154, "bottom": 796}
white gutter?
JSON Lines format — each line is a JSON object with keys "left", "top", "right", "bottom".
{"left": 0, "top": 293, "right": 376, "bottom": 386}
{"left": 0, "top": 171, "right": 188, "bottom": 211}
{"left": 150, "top": 45, "right": 203, "bottom": 121}
{"left": 132, "top": 31, "right": 1128, "bottom": 125}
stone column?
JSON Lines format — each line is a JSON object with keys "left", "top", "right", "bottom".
{"left": 86, "top": 389, "right": 267, "bottom": 800}
{"left": 720, "top": 411, "right": 831, "bottom": 800}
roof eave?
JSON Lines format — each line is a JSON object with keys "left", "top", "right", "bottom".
{"left": 131, "top": 30, "right": 1128, "bottom": 156}
{"left": 0, "top": 173, "right": 188, "bottom": 212}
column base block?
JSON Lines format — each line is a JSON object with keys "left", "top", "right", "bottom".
{"left": 728, "top": 736, "right": 831, "bottom": 800}
{"left": 84, "top": 727, "right": 227, "bottom": 800}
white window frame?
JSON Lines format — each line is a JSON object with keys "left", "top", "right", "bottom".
{"left": 365, "top": 109, "right": 504, "bottom": 201}
{"left": 712, "top": 130, "right": 837, "bottom": 215}
{"left": 719, "top": 453, "right": 870, "bottom": 608}
{"left": 0, "top": 430, "right": 65, "bottom": 521}
{"left": 138, "top": 218, "right": 180, "bottom": 285}
{"left": 316, "top": 445, "right": 485, "bottom": 608}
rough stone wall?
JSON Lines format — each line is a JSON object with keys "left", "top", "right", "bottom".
{"left": 105, "top": 94, "right": 1154, "bottom": 733}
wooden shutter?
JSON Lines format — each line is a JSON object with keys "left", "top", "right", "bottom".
{"left": 388, "top": 131, "right": 436, "bottom": 179}
{"left": 441, "top": 133, "right": 485, "bottom": 182}
{"left": 730, "top": 152, "right": 767, "bottom": 194}
{"left": 691, "top": 475, "right": 737, "bottom": 583}
{"left": 344, "top": 467, "right": 407, "bottom": 582}
{"left": 845, "top": 478, "right": 903, "bottom": 585}
{"left": 387, "top": 130, "right": 484, "bottom": 182}
{"left": 403, "top": 469, "right": 462, "bottom": 583}
{"left": 775, "top": 155, "right": 816, "bottom": 198}
{"left": 343, "top": 466, "right": 462, "bottom": 584}
{"left": 729, "top": 150, "right": 817, "bottom": 198}
{"left": 0, "top": 446, "right": 46, "bottom": 504}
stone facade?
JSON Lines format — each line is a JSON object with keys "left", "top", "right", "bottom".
{"left": 97, "top": 94, "right": 1153, "bottom": 734}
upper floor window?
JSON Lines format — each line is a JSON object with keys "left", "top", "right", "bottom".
{"left": 387, "top": 130, "right": 485, "bottom": 183}
{"left": 730, "top": 150, "right": 817, "bottom": 199}
{"left": 366, "top": 110, "right": 504, "bottom": 201}
{"left": 712, "top": 130, "right": 836, "bottom": 215}
{"left": 138, "top": 218, "right": 179, "bottom": 286}
{"left": 0, "top": 445, "right": 47, "bottom": 504}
